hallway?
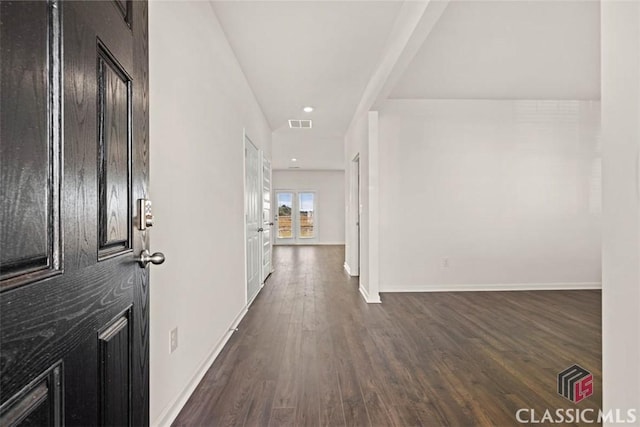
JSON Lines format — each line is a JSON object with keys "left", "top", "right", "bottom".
{"left": 172, "top": 246, "right": 601, "bottom": 426}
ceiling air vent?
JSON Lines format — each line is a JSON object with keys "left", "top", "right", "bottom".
{"left": 288, "top": 119, "right": 312, "bottom": 129}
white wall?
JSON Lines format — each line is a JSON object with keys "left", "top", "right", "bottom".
{"left": 272, "top": 131, "right": 344, "bottom": 170}
{"left": 377, "top": 99, "right": 602, "bottom": 291}
{"left": 601, "top": 1, "right": 640, "bottom": 420}
{"left": 149, "top": 2, "right": 271, "bottom": 425}
{"left": 272, "top": 170, "right": 345, "bottom": 245}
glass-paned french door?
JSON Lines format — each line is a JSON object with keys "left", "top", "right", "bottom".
{"left": 275, "top": 191, "right": 316, "bottom": 244}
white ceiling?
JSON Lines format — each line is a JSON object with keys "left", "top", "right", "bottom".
{"left": 390, "top": 0, "right": 601, "bottom": 100}
{"left": 212, "top": 1, "right": 601, "bottom": 170}
{"left": 211, "top": 1, "right": 402, "bottom": 137}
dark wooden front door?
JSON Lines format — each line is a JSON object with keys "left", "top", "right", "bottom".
{"left": 1, "top": 1, "right": 150, "bottom": 425}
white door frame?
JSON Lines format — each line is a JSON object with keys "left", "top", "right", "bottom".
{"left": 274, "top": 190, "right": 318, "bottom": 245}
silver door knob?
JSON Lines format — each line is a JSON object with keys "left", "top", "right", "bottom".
{"left": 137, "top": 249, "right": 165, "bottom": 268}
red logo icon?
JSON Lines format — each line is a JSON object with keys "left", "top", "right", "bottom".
{"left": 558, "top": 364, "right": 593, "bottom": 403}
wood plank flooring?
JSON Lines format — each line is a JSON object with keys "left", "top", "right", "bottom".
{"left": 173, "top": 245, "right": 602, "bottom": 427}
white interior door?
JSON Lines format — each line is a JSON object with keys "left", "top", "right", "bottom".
{"left": 262, "top": 155, "right": 273, "bottom": 282}
{"left": 275, "top": 190, "right": 317, "bottom": 244}
{"left": 245, "top": 136, "right": 261, "bottom": 303}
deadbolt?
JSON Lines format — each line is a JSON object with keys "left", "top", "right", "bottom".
{"left": 138, "top": 199, "right": 154, "bottom": 230}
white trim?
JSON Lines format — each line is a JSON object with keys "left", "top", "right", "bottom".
{"left": 379, "top": 282, "right": 602, "bottom": 293}
{"left": 359, "top": 285, "right": 382, "bottom": 304}
{"left": 249, "top": 282, "right": 265, "bottom": 306}
{"left": 367, "top": 111, "right": 380, "bottom": 300}
{"left": 152, "top": 306, "right": 249, "bottom": 427}
{"left": 344, "top": 262, "right": 352, "bottom": 276}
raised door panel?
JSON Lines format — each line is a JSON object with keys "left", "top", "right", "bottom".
{"left": 113, "top": 0, "right": 131, "bottom": 25}
{"left": 0, "top": 1, "right": 61, "bottom": 286}
{"left": 98, "top": 45, "right": 132, "bottom": 258}
{"left": 0, "top": 363, "right": 62, "bottom": 427}
{"left": 99, "top": 312, "right": 131, "bottom": 427}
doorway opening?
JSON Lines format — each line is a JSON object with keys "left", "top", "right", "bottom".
{"left": 349, "top": 154, "right": 360, "bottom": 275}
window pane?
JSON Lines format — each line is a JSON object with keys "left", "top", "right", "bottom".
{"left": 299, "top": 192, "right": 314, "bottom": 239}
{"left": 277, "top": 193, "right": 293, "bottom": 238}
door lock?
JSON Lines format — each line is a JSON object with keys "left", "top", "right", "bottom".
{"left": 137, "top": 249, "right": 165, "bottom": 268}
{"left": 138, "top": 199, "right": 154, "bottom": 230}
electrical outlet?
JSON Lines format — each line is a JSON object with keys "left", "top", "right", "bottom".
{"left": 170, "top": 328, "right": 178, "bottom": 353}
{"left": 442, "top": 257, "right": 450, "bottom": 268}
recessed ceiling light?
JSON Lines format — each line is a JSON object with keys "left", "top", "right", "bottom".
{"left": 291, "top": 158, "right": 297, "bottom": 162}
{"left": 303, "top": 106, "right": 314, "bottom": 113}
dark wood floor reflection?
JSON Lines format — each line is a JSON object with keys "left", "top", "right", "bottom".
{"left": 173, "top": 245, "right": 602, "bottom": 427}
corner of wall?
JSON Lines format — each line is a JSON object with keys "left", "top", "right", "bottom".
{"left": 358, "top": 282, "right": 382, "bottom": 304}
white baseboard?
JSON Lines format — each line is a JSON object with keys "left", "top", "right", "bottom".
{"left": 344, "top": 262, "right": 359, "bottom": 277}
{"left": 247, "top": 283, "right": 264, "bottom": 307}
{"left": 380, "top": 282, "right": 602, "bottom": 293}
{"left": 344, "top": 262, "right": 352, "bottom": 275}
{"left": 152, "top": 306, "right": 249, "bottom": 427}
{"left": 359, "top": 285, "right": 382, "bottom": 303}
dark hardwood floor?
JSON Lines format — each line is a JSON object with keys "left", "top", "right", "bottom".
{"left": 173, "top": 245, "right": 602, "bottom": 427}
